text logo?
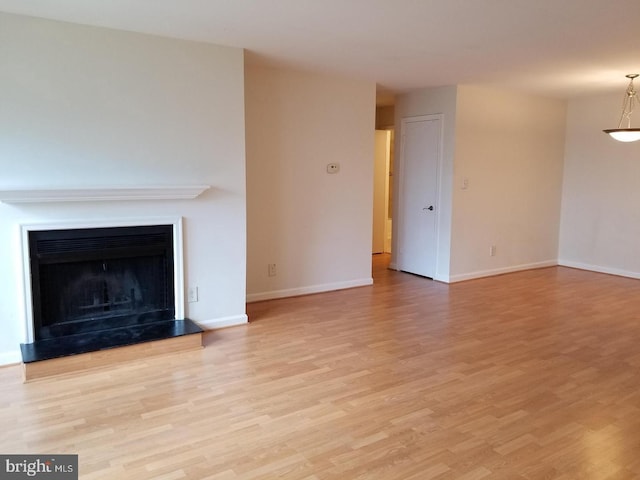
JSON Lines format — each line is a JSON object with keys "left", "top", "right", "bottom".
{"left": 0, "top": 455, "right": 77, "bottom": 479}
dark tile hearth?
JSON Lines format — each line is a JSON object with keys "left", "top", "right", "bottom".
{"left": 20, "top": 319, "right": 203, "bottom": 363}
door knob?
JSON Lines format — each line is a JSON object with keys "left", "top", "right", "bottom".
{"left": 423, "top": 206, "right": 434, "bottom": 211}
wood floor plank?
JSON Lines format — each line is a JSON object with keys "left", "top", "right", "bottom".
{"left": 2, "top": 255, "right": 640, "bottom": 478}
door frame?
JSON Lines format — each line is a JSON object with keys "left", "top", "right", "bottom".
{"left": 396, "top": 113, "right": 444, "bottom": 278}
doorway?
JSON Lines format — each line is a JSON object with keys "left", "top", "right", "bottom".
{"left": 373, "top": 129, "right": 393, "bottom": 255}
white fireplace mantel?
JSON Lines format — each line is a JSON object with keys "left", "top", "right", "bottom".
{"left": 0, "top": 185, "right": 210, "bottom": 204}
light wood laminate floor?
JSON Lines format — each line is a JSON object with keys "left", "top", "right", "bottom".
{"left": 2, "top": 255, "right": 640, "bottom": 479}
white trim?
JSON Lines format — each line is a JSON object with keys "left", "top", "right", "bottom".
{"left": 433, "top": 273, "right": 451, "bottom": 283}
{"left": 172, "top": 219, "right": 186, "bottom": 320}
{"left": 448, "top": 260, "right": 557, "bottom": 283}
{"left": 20, "top": 217, "right": 185, "bottom": 343}
{"left": 247, "top": 278, "right": 373, "bottom": 303}
{"left": 196, "top": 314, "right": 248, "bottom": 329}
{"left": 0, "top": 350, "right": 22, "bottom": 367}
{"left": 0, "top": 185, "right": 210, "bottom": 203}
{"left": 558, "top": 260, "right": 640, "bottom": 280}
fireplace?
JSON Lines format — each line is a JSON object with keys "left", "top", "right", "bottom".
{"left": 20, "top": 220, "right": 202, "bottom": 365}
{"left": 29, "top": 225, "right": 175, "bottom": 340}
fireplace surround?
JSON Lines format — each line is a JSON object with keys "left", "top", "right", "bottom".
{"left": 19, "top": 218, "right": 202, "bottom": 365}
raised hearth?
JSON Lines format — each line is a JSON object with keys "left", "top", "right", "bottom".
{"left": 21, "top": 322, "right": 203, "bottom": 381}
{"left": 20, "top": 318, "right": 202, "bottom": 363}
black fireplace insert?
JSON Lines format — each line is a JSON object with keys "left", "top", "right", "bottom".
{"left": 28, "top": 224, "right": 176, "bottom": 341}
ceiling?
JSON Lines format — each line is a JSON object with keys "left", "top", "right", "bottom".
{"left": 1, "top": 0, "right": 638, "bottom": 102}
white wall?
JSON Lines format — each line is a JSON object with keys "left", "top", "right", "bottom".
{"left": 393, "top": 85, "right": 566, "bottom": 282}
{"left": 245, "top": 65, "right": 376, "bottom": 301}
{"left": 393, "top": 86, "right": 458, "bottom": 281}
{"left": 0, "top": 13, "right": 247, "bottom": 364}
{"left": 451, "top": 85, "right": 566, "bottom": 280}
{"left": 559, "top": 93, "right": 640, "bottom": 278}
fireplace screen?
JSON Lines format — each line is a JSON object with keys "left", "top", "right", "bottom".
{"left": 29, "top": 225, "right": 175, "bottom": 340}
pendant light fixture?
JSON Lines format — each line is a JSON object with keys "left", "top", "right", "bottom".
{"left": 603, "top": 74, "right": 640, "bottom": 142}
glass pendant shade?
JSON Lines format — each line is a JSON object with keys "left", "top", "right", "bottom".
{"left": 603, "top": 128, "right": 640, "bottom": 142}
{"left": 604, "top": 74, "right": 640, "bottom": 142}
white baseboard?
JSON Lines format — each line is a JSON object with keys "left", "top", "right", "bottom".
{"left": 0, "top": 350, "right": 22, "bottom": 367}
{"left": 433, "top": 273, "right": 450, "bottom": 283}
{"left": 247, "top": 278, "right": 373, "bottom": 303}
{"left": 558, "top": 260, "right": 640, "bottom": 280}
{"left": 196, "top": 314, "right": 248, "bottom": 330}
{"left": 448, "top": 260, "right": 558, "bottom": 283}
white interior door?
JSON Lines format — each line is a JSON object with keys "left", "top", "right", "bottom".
{"left": 397, "top": 115, "right": 441, "bottom": 278}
